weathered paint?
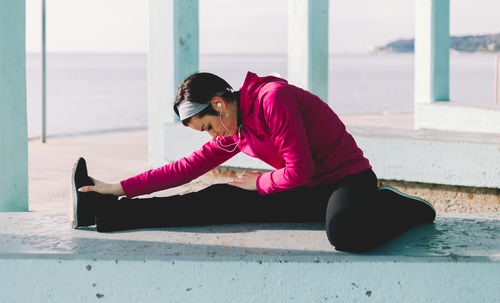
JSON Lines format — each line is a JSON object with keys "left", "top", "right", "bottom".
{"left": 0, "top": 212, "right": 499, "bottom": 302}
{"left": 1, "top": 259, "right": 498, "bottom": 302}
{"left": 163, "top": 123, "right": 500, "bottom": 188}
{"left": 414, "top": 0, "right": 450, "bottom": 103}
{"left": 148, "top": 0, "right": 199, "bottom": 169}
{"left": 288, "top": 0, "right": 329, "bottom": 102}
{"left": 0, "top": 0, "right": 28, "bottom": 211}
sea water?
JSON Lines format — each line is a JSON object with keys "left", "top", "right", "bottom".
{"left": 26, "top": 53, "right": 498, "bottom": 138}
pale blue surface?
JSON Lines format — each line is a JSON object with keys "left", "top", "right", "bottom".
{"left": 353, "top": 126, "right": 500, "bottom": 188}
{"left": 415, "top": 0, "right": 450, "bottom": 103}
{"left": 307, "top": 0, "right": 329, "bottom": 103}
{"left": 431, "top": 0, "right": 450, "bottom": 101}
{"left": 1, "top": 259, "right": 498, "bottom": 302}
{"left": 0, "top": 0, "right": 28, "bottom": 211}
{"left": 0, "top": 212, "right": 499, "bottom": 302}
{"left": 173, "top": 0, "right": 199, "bottom": 121}
{"left": 415, "top": 102, "right": 500, "bottom": 134}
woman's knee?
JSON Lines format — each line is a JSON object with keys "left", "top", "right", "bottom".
{"left": 326, "top": 211, "right": 354, "bottom": 250}
{"left": 325, "top": 209, "right": 376, "bottom": 252}
{"left": 325, "top": 185, "right": 378, "bottom": 252}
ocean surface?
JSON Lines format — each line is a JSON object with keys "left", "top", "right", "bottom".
{"left": 26, "top": 53, "right": 498, "bottom": 138}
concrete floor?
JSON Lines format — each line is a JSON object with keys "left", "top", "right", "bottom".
{"left": 340, "top": 111, "right": 414, "bottom": 129}
{"left": 28, "top": 129, "right": 231, "bottom": 212}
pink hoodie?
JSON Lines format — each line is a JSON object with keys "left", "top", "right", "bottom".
{"left": 120, "top": 72, "right": 372, "bottom": 198}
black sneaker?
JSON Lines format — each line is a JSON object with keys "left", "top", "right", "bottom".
{"left": 378, "top": 185, "right": 436, "bottom": 224}
{"left": 71, "top": 157, "right": 97, "bottom": 228}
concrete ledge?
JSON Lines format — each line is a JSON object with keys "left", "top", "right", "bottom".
{"left": 1, "top": 212, "right": 499, "bottom": 302}
{"left": 349, "top": 125, "right": 500, "bottom": 189}
{"left": 163, "top": 123, "right": 500, "bottom": 189}
{"left": 415, "top": 102, "right": 500, "bottom": 134}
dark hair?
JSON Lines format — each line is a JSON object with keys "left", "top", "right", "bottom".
{"left": 174, "top": 72, "right": 239, "bottom": 126}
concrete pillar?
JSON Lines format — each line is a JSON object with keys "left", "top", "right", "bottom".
{"left": 414, "top": 0, "right": 450, "bottom": 103}
{"left": 288, "top": 0, "right": 329, "bottom": 102}
{"left": 149, "top": 0, "right": 199, "bottom": 168}
{"left": 0, "top": 0, "right": 29, "bottom": 211}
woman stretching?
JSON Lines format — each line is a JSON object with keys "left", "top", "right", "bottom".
{"left": 72, "top": 71, "right": 435, "bottom": 252}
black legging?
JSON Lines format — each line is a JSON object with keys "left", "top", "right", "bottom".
{"left": 96, "top": 169, "right": 418, "bottom": 252}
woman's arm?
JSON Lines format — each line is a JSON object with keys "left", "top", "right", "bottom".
{"left": 79, "top": 137, "right": 240, "bottom": 198}
{"left": 119, "top": 137, "right": 240, "bottom": 198}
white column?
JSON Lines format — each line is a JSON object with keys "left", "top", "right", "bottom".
{"left": 0, "top": 0, "right": 28, "bottom": 211}
{"left": 414, "top": 0, "right": 450, "bottom": 104}
{"left": 148, "top": 0, "right": 199, "bottom": 168}
{"left": 288, "top": 0, "right": 329, "bottom": 102}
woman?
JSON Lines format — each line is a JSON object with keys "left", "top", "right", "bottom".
{"left": 73, "top": 71, "right": 436, "bottom": 252}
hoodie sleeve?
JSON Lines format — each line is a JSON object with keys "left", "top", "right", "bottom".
{"left": 256, "top": 85, "right": 315, "bottom": 195}
{"left": 120, "top": 137, "right": 240, "bottom": 198}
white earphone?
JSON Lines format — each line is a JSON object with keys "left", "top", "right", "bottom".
{"left": 214, "top": 101, "right": 242, "bottom": 152}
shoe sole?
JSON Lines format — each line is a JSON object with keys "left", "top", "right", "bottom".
{"left": 378, "top": 185, "right": 436, "bottom": 213}
{"left": 70, "top": 158, "right": 80, "bottom": 229}
{"left": 71, "top": 157, "right": 92, "bottom": 229}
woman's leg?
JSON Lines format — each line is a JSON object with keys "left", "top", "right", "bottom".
{"left": 325, "top": 169, "right": 428, "bottom": 252}
{"left": 95, "top": 182, "right": 333, "bottom": 232}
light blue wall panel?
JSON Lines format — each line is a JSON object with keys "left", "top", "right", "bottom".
{"left": 288, "top": 0, "right": 329, "bottom": 102}
{"left": 415, "top": 0, "right": 450, "bottom": 103}
{"left": 0, "top": 0, "right": 28, "bottom": 211}
{"left": 163, "top": 123, "right": 500, "bottom": 189}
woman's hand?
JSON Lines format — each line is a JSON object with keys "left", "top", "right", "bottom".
{"left": 228, "top": 170, "right": 262, "bottom": 191}
{"left": 78, "top": 177, "right": 125, "bottom": 196}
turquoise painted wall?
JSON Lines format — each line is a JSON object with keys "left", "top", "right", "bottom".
{"left": 1, "top": 259, "right": 498, "bottom": 302}
{"left": 414, "top": 0, "right": 450, "bottom": 103}
{"left": 174, "top": 0, "right": 199, "bottom": 114}
{"left": 431, "top": 0, "right": 450, "bottom": 101}
{"left": 0, "top": 0, "right": 29, "bottom": 211}
{"left": 308, "top": 0, "right": 329, "bottom": 102}
{"left": 288, "top": 0, "right": 329, "bottom": 103}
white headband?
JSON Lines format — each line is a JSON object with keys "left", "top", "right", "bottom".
{"left": 177, "top": 100, "right": 210, "bottom": 121}
{"left": 177, "top": 90, "right": 230, "bottom": 120}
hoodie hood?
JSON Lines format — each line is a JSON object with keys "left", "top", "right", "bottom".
{"left": 238, "top": 71, "right": 288, "bottom": 123}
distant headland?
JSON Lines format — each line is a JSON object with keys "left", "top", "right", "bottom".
{"left": 376, "top": 33, "right": 500, "bottom": 53}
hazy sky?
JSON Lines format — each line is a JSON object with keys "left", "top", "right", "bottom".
{"left": 26, "top": 0, "right": 500, "bottom": 54}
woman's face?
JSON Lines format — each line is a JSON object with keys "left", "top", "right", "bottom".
{"left": 187, "top": 98, "right": 239, "bottom": 139}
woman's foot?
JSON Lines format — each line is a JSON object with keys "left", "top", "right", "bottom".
{"left": 378, "top": 185, "right": 436, "bottom": 225}
{"left": 71, "top": 157, "right": 118, "bottom": 228}
{"left": 71, "top": 157, "right": 96, "bottom": 228}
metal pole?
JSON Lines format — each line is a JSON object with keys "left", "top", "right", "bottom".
{"left": 495, "top": 54, "right": 499, "bottom": 106}
{"left": 42, "top": 0, "right": 47, "bottom": 142}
